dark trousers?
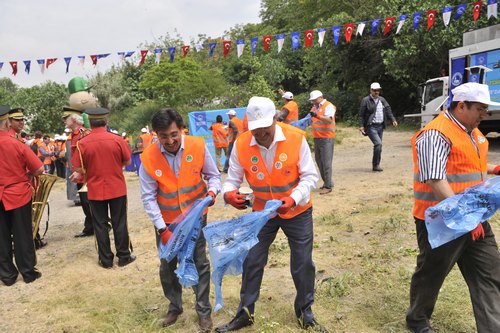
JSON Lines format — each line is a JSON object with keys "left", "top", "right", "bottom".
{"left": 54, "top": 159, "right": 66, "bottom": 178}
{"left": 155, "top": 216, "right": 211, "bottom": 317}
{"left": 77, "top": 183, "right": 94, "bottom": 234}
{"left": 89, "top": 195, "right": 132, "bottom": 266}
{"left": 237, "top": 207, "right": 316, "bottom": 323}
{"left": 0, "top": 201, "right": 39, "bottom": 284}
{"left": 366, "top": 123, "right": 384, "bottom": 167}
{"left": 406, "top": 219, "right": 500, "bottom": 332}
{"left": 223, "top": 141, "right": 234, "bottom": 172}
{"left": 314, "top": 138, "right": 334, "bottom": 189}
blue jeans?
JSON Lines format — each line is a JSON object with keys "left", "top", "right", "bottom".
{"left": 366, "top": 123, "right": 384, "bottom": 167}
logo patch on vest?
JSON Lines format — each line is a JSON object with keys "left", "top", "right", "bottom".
{"left": 257, "top": 172, "right": 265, "bottom": 180}
{"left": 279, "top": 153, "right": 287, "bottom": 162}
{"left": 186, "top": 155, "right": 193, "bottom": 162}
{"left": 250, "top": 165, "right": 259, "bottom": 173}
{"left": 155, "top": 169, "right": 162, "bottom": 177}
{"left": 275, "top": 161, "right": 282, "bottom": 169}
{"left": 477, "top": 136, "right": 486, "bottom": 144}
{"left": 251, "top": 156, "right": 259, "bottom": 164}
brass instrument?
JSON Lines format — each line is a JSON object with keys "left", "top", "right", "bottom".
{"left": 32, "top": 174, "right": 58, "bottom": 239}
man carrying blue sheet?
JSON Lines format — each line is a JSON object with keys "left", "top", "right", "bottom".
{"left": 216, "top": 97, "right": 327, "bottom": 332}
{"left": 139, "top": 108, "right": 220, "bottom": 332}
{"left": 407, "top": 82, "right": 500, "bottom": 333}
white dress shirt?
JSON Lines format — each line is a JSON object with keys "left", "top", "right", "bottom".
{"left": 223, "top": 125, "right": 318, "bottom": 206}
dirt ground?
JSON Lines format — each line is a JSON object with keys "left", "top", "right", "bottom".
{"left": 1, "top": 127, "right": 500, "bottom": 333}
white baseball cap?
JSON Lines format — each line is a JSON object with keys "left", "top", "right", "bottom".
{"left": 246, "top": 97, "right": 276, "bottom": 131}
{"left": 370, "top": 82, "right": 382, "bottom": 90}
{"left": 226, "top": 109, "right": 236, "bottom": 116}
{"left": 283, "top": 91, "right": 294, "bottom": 99}
{"left": 309, "top": 90, "right": 323, "bottom": 101}
{"left": 64, "top": 128, "right": 71, "bottom": 133}
{"left": 141, "top": 128, "right": 147, "bottom": 133}
{"left": 452, "top": 82, "right": 500, "bottom": 106}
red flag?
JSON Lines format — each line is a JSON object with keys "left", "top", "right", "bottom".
{"left": 263, "top": 35, "right": 272, "bottom": 52}
{"left": 304, "top": 29, "right": 314, "bottom": 48}
{"left": 473, "top": 1, "right": 482, "bottom": 21}
{"left": 181, "top": 46, "right": 190, "bottom": 58}
{"left": 139, "top": 50, "right": 149, "bottom": 65}
{"left": 223, "top": 40, "right": 231, "bottom": 58}
{"left": 427, "top": 10, "right": 437, "bottom": 30}
{"left": 46, "top": 58, "right": 57, "bottom": 69}
{"left": 90, "top": 55, "right": 98, "bottom": 66}
{"left": 10, "top": 61, "right": 17, "bottom": 76}
{"left": 345, "top": 23, "right": 354, "bottom": 43}
{"left": 383, "top": 17, "right": 394, "bottom": 36}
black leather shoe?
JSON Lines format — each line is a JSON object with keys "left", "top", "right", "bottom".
{"left": 24, "top": 271, "right": 42, "bottom": 283}
{"left": 35, "top": 238, "right": 47, "bottom": 249}
{"left": 74, "top": 231, "right": 93, "bottom": 238}
{"left": 301, "top": 318, "right": 329, "bottom": 332}
{"left": 2, "top": 277, "right": 17, "bottom": 286}
{"left": 162, "top": 310, "right": 183, "bottom": 327}
{"left": 118, "top": 255, "right": 136, "bottom": 267}
{"left": 372, "top": 165, "right": 383, "bottom": 172}
{"left": 215, "top": 314, "right": 254, "bottom": 332}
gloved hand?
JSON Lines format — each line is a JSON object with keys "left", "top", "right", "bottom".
{"left": 277, "top": 196, "right": 295, "bottom": 214}
{"left": 160, "top": 228, "right": 173, "bottom": 245}
{"left": 224, "top": 190, "right": 247, "bottom": 210}
{"left": 310, "top": 111, "right": 318, "bottom": 118}
{"left": 493, "top": 165, "right": 500, "bottom": 175}
{"left": 207, "top": 191, "right": 216, "bottom": 207}
{"left": 471, "top": 223, "right": 485, "bottom": 241}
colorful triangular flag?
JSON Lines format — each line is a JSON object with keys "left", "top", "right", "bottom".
{"left": 181, "top": 46, "right": 190, "bottom": 58}
{"left": 413, "top": 12, "right": 422, "bottom": 30}
{"left": 139, "top": 50, "right": 148, "bottom": 66}
{"left": 223, "top": 40, "right": 231, "bottom": 58}
{"left": 263, "top": 35, "right": 272, "bottom": 52}
{"left": 427, "top": 10, "right": 437, "bottom": 30}
{"left": 168, "top": 47, "right": 176, "bottom": 63}
{"left": 304, "top": 30, "right": 313, "bottom": 48}
{"left": 396, "top": 15, "right": 407, "bottom": 34}
{"left": 291, "top": 32, "right": 300, "bottom": 50}
{"left": 276, "top": 34, "right": 285, "bottom": 53}
{"left": 473, "top": 1, "right": 482, "bottom": 21}
{"left": 443, "top": 7, "right": 452, "bottom": 27}
{"left": 456, "top": 4, "right": 467, "bottom": 20}
{"left": 237, "top": 39, "right": 245, "bottom": 57}
{"left": 154, "top": 48, "right": 163, "bottom": 64}
{"left": 64, "top": 57, "right": 71, "bottom": 73}
{"left": 10, "top": 61, "right": 17, "bottom": 76}
{"left": 356, "top": 22, "right": 366, "bottom": 37}
{"left": 250, "top": 37, "right": 259, "bottom": 55}
{"left": 46, "top": 58, "right": 57, "bottom": 69}
{"left": 372, "top": 19, "right": 380, "bottom": 35}
{"left": 23, "top": 60, "right": 31, "bottom": 74}
{"left": 345, "top": 23, "right": 354, "bottom": 43}
{"left": 384, "top": 17, "right": 394, "bottom": 36}
{"left": 209, "top": 42, "right": 217, "bottom": 58}
{"left": 317, "top": 28, "right": 326, "bottom": 46}
{"left": 332, "top": 26, "right": 340, "bottom": 45}
{"left": 37, "top": 59, "right": 45, "bottom": 74}
{"left": 488, "top": 0, "right": 498, "bottom": 19}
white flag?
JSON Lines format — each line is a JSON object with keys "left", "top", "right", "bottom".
{"left": 236, "top": 40, "right": 245, "bottom": 58}
{"left": 356, "top": 22, "right": 366, "bottom": 36}
{"left": 317, "top": 28, "right": 326, "bottom": 46}
{"left": 443, "top": 7, "right": 452, "bottom": 27}
{"left": 154, "top": 48, "right": 162, "bottom": 64}
{"left": 276, "top": 34, "right": 285, "bottom": 53}
{"left": 195, "top": 43, "right": 205, "bottom": 52}
{"left": 488, "top": 0, "right": 498, "bottom": 19}
{"left": 37, "top": 59, "right": 45, "bottom": 74}
{"left": 396, "top": 15, "right": 407, "bottom": 34}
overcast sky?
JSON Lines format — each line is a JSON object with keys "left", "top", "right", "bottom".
{"left": 0, "top": 0, "right": 261, "bottom": 88}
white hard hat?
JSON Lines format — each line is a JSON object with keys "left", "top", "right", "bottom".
{"left": 226, "top": 109, "right": 236, "bottom": 116}
{"left": 122, "top": 132, "right": 127, "bottom": 136}
{"left": 370, "top": 82, "right": 382, "bottom": 90}
{"left": 64, "top": 128, "right": 71, "bottom": 133}
{"left": 452, "top": 82, "right": 500, "bottom": 106}
{"left": 283, "top": 91, "right": 294, "bottom": 99}
{"left": 141, "top": 128, "right": 147, "bottom": 133}
{"left": 309, "top": 90, "right": 323, "bottom": 101}
{"left": 246, "top": 96, "right": 276, "bottom": 131}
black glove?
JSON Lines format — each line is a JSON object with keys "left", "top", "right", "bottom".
{"left": 310, "top": 111, "right": 318, "bottom": 118}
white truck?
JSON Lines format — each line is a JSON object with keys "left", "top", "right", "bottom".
{"left": 407, "top": 24, "right": 500, "bottom": 134}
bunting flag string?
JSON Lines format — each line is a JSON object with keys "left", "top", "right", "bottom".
{"left": 0, "top": 63, "right": 3, "bottom": 72}
{"left": 1, "top": 1, "right": 498, "bottom": 77}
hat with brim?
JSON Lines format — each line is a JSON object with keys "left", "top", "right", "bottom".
{"left": 0, "top": 105, "right": 10, "bottom": 121}
{"left": 8, "top": 108, "right": 25, "bottom": 120}
{"left": 246, "top": 97, "right": 276, "bottom": 131}
{"left": 283, "top": 91, "right": 294, "bottom": 99}
{"left": 309, "top": 90, "right": 323, "bottom": 101}
{"left": 62, "top": 106, "right": 83, "bottom": 118}
{"left": 68, "top": 77, "right": 94, "bottom": 95}
{"left": 452, "top": 82, "right": 500, "bottom": 106}
{"left": 226, "top": 109, "right": 237, "bottom": 116}
{"left": 85, "top": 107, "right": 109, "bottom": 119}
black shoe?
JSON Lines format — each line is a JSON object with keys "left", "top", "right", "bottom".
{"left": 301, "top": 318, "right": 328, "bottom": 332}
{"left": 407, "top": 326, "right": 436, "bottom": 333}
{"left": 24, "top": 271, "right": 42, "bottom": 283}
{"left": 215, "top": 314, "right": 254, "bottom": 332}
{"left": 118, "top": 255, "right": 136, "bottom": 267}
{"left": 1, "top": 277, "right": 17, "bottom": 286}
{"left": 34, "top": 238, "right": 47, "bottom": 249}
{"left": 74, "top": 200, "right": 82, "bottom": 206}
{"left": 74, "top": 231, "right": 93, "bottom": 238}
{"left": 99, "top": 260, "right": 113, "bottom": 269}
{"left": 372, "top": 165, "right": 383, "bottom": 172}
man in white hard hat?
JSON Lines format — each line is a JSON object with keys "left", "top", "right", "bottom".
{"left": 137, "top": 127, "right": 152, "bottom": 152}
{"left": 358, "top": 82, "right": 397, "bottom": 172}
{"left": 407, "top": 82, "right": 500, "bottom": 333}
{"left": 216, "top": 97, "right": 327, "bottom": 332}
{"left": 277, "top": 89, "right": 299, "bottom": 124}
{"left": 309, "top": 90, "right": 336, "bottom": 195}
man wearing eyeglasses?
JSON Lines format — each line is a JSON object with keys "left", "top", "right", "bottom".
{"left": 407, "top": 82, "right": 500, "bottom": 333}
{"left": 358, "top": 82, "right": 398, "bottom": 172}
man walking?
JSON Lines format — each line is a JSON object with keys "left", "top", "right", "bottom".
{"left": 358, "top": 82, "right": 397, "bottom": 172}
{"left": 209, "top": 115, "right": 228, "bottom": 171}
{"left": 223, "top": 109, "right": 243, "bottom": 173}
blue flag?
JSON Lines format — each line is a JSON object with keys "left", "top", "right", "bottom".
{"left": 372, "top": 19, "right": 380, "bottom": 35}
{"left": 209, "top": 42, "right": 217, "bottom": 57}
{"left": 64, "top": 57, "right": 71, "bottom": 73}
{"left": 332, "top": 26, "right": 340, "bottom": 45}
{"left": 456, "top": 4, "right": 467, "bottom": 20}
{"left": 250, "top": 37, "right": 258, "bottom": 56}
{"left": 413, "top": 12, "right": 422, "bottom": 30}
{"left": 168, "top": 47, "right": 176, "bottom": 63}
{"left": 23, "top": 60, "right": 31, "bottom": 74}
{"left": 291, "top": 32, "right": 300, "bottom": 50}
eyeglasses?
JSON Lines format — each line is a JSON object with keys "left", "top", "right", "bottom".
{"left": 11, "top": 118, "right": 25, "bottom": 121}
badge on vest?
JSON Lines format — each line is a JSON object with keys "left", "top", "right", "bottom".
{"left": 155, "top": 169, "right": 162, "bottom": 177}
{"left": 257, "top": 172, "right": 265, "bottom": 180}
{"left": 186, "top": 155, "right": 193, "bottom": 162}
{"left": 251, "top": 156, "right": 259, "bottom": 164}
{"left": 250, "top": 165, "right": 259, "bottom": 173}
{"left": 477, "top": 136, "right": 486, "bottom": 144}
{"left": 275, "top": 161, "right": 283, "bottom": 170}
{"left": 279, "top": 153, "right": 288, "bottom": 162}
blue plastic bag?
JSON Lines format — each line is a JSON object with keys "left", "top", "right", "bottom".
{"left": 425, "top": 176, "right": 500, "bottom": 248}
{"left": 203, "top": 200, "right": 282, "bottom": 312}
{"left": 158, "top": 196, "right": 212, "bottom": 287}
{"left": 290, "top": 114, "right": 312, "bottom": 131}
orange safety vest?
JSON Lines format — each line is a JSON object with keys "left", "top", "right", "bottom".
{"left": 39, "top": 142, "right": 53, "bottom": 165}
{"left": 140, "top": 136, "right": 208, "bottom": 223}
{"left": 311, "top": 100, "right": 336, "bottom": 139}
{"left": 228, "top": 117, "right": 244, "bottom": 143}
{"left": 210, "top": 123, "right": 228, "bottom": 148}
{"left": 282, "top": 100, "right": 299, "bottom": 124}
{"left": 236, "top": 126, "right": 312, "bottom": 219}
{"left": 242, "top": 114, "right": 249, "bottom": 132}
{"left": 138, "top": 133, "right": 152, "bottom": 151}
{"left": 411, "top": 113, "right": 488, "bottom": 220}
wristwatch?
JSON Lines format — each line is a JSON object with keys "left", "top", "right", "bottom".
{"left": 157, "top": 227, "right": 166, "bottom": 235}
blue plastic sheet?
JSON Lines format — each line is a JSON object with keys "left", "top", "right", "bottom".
{"left": 290, "top": 114, "right": 312, "bottom": 131}
{"left": 158, "top": 196, "right": 212, "bottom": 288}
{"left": 203, "top": 200, "right": 282, "bottom": 312}
{"left": 425, "top": 176, "right": 500, "bottom": 249}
